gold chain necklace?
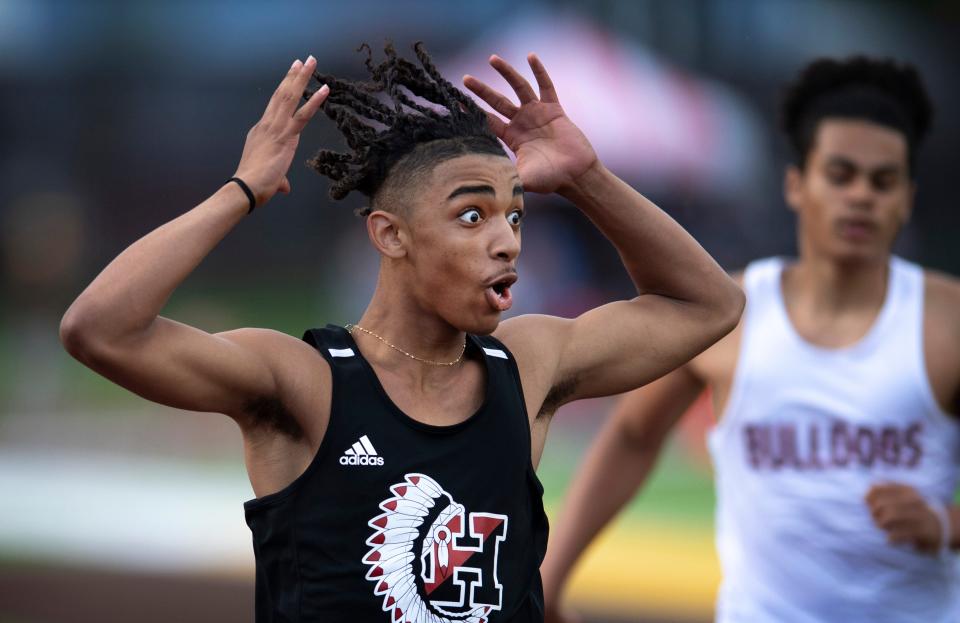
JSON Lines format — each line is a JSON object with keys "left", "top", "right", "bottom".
{"left": 346, "top": 323, "right": 467, "bottom": 367}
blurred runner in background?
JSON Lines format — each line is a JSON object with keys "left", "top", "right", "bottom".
{"left": 543, "top": 56, "right": 960, "bottom": 623}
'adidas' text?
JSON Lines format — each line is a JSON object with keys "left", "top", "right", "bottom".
{"left": 339, "top": 434, "right": 384, "bottom": 466}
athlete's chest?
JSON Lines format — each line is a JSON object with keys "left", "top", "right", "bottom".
{"left": 373, "top": 360, "right": 487, "bottom": 427}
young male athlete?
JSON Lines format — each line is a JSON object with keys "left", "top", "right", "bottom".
{"left": 59, "top": 43, "right": 742, "bottom": 622}
{"left": 541, "top": 56, "right": 960, "bottom": 623}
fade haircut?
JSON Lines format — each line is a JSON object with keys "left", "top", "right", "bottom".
{"left": 306, "top": 42, "right": 507, "bottom": 216}
{"left": 781, "top": 56, "right": 934, "bottom": 176}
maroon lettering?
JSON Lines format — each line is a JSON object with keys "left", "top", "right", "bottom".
{"left": 744, "top": 420, "right": 924, "bottom": 472}
{"left": 772, "top": 425, "right": 799, "bottom": 469}
{"left": 855, "top": 427, "right": 877, "bottom": 467}
{"left": 905, "top": 422, "right": 923, "bottom": 467}
{"left": 830, "top": 422, "right": 851, "bottom": 467}
{"left": 878, "top": 427, "right": 901, "bottom": 466}
{"left": 745, "top": 425, "right": 765, "bottom": 468}
{"left": 805, "top": 424, "right": 824, "bottom": 470}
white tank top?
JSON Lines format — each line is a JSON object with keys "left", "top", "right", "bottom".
{"left": 708, "top": 256, "right": 960, "bottom": 623}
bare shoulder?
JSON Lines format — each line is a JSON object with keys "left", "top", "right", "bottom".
{"left": 924, "top": 269, "right": 960, "bottom": 313}
{"left": 218, "top": 327, "right": 332, "bottom": 440}
{"left": 923, "top": 270, "right": 960, "bottom": 352}
{"left": 218, "top": 327, "right": 329, "bottom": 382}
{"left": 922, "top": 269, "right": 960, "bottom": 415}
{"left": 493, "top": 314, "right": 567, "bottom": 362}
{"left": 218, "top": 327, "right": 322, "bottom": 361}
{"left": 492, "top": 314, "right": 568, "bottom": 414}
{"left": 923, "top": 270, "right": 960, "bottom": 342}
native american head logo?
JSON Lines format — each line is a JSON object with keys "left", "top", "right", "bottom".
{"left": 363, "top": 473, "right": 509, "bottom": 623}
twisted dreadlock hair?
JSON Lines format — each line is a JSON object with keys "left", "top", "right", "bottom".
{"left": 781, "top": 56, "right": 933, "bottom": 176}
{"left": 306, "top": 42, "right": 507, "bottom": 216}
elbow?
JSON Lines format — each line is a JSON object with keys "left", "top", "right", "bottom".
{"left": 704, "top": 276, "right": 744, "bottom": 340}
{"left": 720, "top": 278, "right": 746, "bottom": 334}
{"left": 59, "top": 304, "right": 93, "bottom": 361}
{"left": 59, "top": 300, "right": 112, "bottom": 364}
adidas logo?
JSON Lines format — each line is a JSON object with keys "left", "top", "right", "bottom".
{"left": 339, "top": 434, "right": 384, "bottom": 466}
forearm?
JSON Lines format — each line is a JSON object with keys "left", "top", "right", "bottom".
{"left": 542, "top": 418, "right": 662, "bottom": 599}
{"left": 560, "top": 163, "right": 737, "bottom": 311}
{"left": 63, "top": 182, "right": 249, "bottom": 343}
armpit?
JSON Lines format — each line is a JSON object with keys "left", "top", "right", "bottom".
{"left": 538, "top": 375, "right": 579, "bottom": 419}
{"left": 243, "top": 395, "right": 305, "bottom": 440}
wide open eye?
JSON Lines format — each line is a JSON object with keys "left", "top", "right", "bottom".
{"left": 825, "top": 162, "right": 855, "bottom": 187}
{"left": 458, "top": 208, "right": 482, "bottom": 224}
{"left": 507, "top": 210, "right": 523, "bottom": 227}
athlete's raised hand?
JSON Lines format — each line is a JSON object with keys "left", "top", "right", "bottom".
{"left": 233, "top": 56, "right": 329, "bottom": 207}
{"left": 866, "top": 483, "right": 947, "bottom": 554}
{"left": 463, "top": 54, "right": 597, "bottom": 195}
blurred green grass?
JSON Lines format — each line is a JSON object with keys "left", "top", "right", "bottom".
{"left": 4, "top": 285, "right": 331, "bottom": 409}
{"left": 539, "top": 435, "right": 715, "bottom": 528}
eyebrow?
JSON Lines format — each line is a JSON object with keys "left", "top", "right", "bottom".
{"left": 447, "top": 185, "right": 495, "bottom": 200}
{"left": 825, "top": 156, "right": 902, "bottom": 174}
{"left": 446, "top": 183, "right": 525, "bottom": 201}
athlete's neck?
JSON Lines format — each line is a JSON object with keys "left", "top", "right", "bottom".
{"left": 787, "top": 253, "right": 890, "bottom": 314}
{"left": 354, "top": 274, "right": 470, "bottom": 388}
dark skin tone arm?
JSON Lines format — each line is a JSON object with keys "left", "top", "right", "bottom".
{"left": 462, "top": 54, "right": 743, "bottom": 445}
{"left": 866, "top": 271, "right": 960, "bottom": 553}
{"left": 539, "top": 368, "right": 705, "bottom": 623}
{"left": 59, "top": 58, "right": 330, "bottom": 433}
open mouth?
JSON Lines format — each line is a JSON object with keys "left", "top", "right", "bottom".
{"left": 484, "top": 274, "right": 516, "bottom": 312}
{"left": 836, "top": 218, "right": 877, "bottom": 242}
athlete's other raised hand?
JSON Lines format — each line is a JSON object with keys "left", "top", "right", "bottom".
{"left": 233, "top": 56, "right": 329, "bottom": 207}
{"left": 60, "top": 55, "right": 334, "bottom": 432}
{"left": 866, "top": 483, "right": 946, "bottom": 554}
{"left": 463, "top": 54, "right": 597, "bottom": 195}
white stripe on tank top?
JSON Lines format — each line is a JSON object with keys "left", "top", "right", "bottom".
{"left": 708, "top": 256, "right": 960, "bottom": 623}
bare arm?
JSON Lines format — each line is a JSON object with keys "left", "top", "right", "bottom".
{"left": 864, "top": 272, "right": 960, "bottom": 554}
{"left": 59, "top": 57, "right": 329, "bottom": 422}
{"left": 467, "top": 54, "right": 743, "bottom": 409}
{"left": 540, "top": 367, "right": 705, "bottom": 617}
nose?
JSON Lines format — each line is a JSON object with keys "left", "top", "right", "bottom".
{"left": 490, "top": 216, "right": 520, "bottom": 262}
{"left": 846, "top": 175, "right": 876, "bottom": 210}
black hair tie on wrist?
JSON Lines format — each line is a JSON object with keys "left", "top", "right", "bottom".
{"left": 226, "top": 177, "right": 257, "bottom": 214}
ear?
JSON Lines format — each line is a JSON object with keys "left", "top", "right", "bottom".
{"left": 784, "top": 165, "right": 804, "bottom": 214}
{"left": 366, "top": 210, "right": 408, "bottom": 259}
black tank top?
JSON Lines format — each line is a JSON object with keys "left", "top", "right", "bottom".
{"left": 244, "top": 325, "right": 549, "bottom": 622}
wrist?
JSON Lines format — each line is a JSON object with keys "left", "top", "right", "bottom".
{"left": 924, "top": 498, "right": 954, "bottom": 556}
{"left": 216, "top": 180, "right": 257, "bottom": 220}
{"left": 226, "top": 176, "right": 258, "bottom": 213}
{"left": 556, "top": 159, "right": 610, "bottom": 205}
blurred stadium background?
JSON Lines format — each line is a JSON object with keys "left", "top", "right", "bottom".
{"left": 1, "top": 1, "right": 958, "bottom": 621}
